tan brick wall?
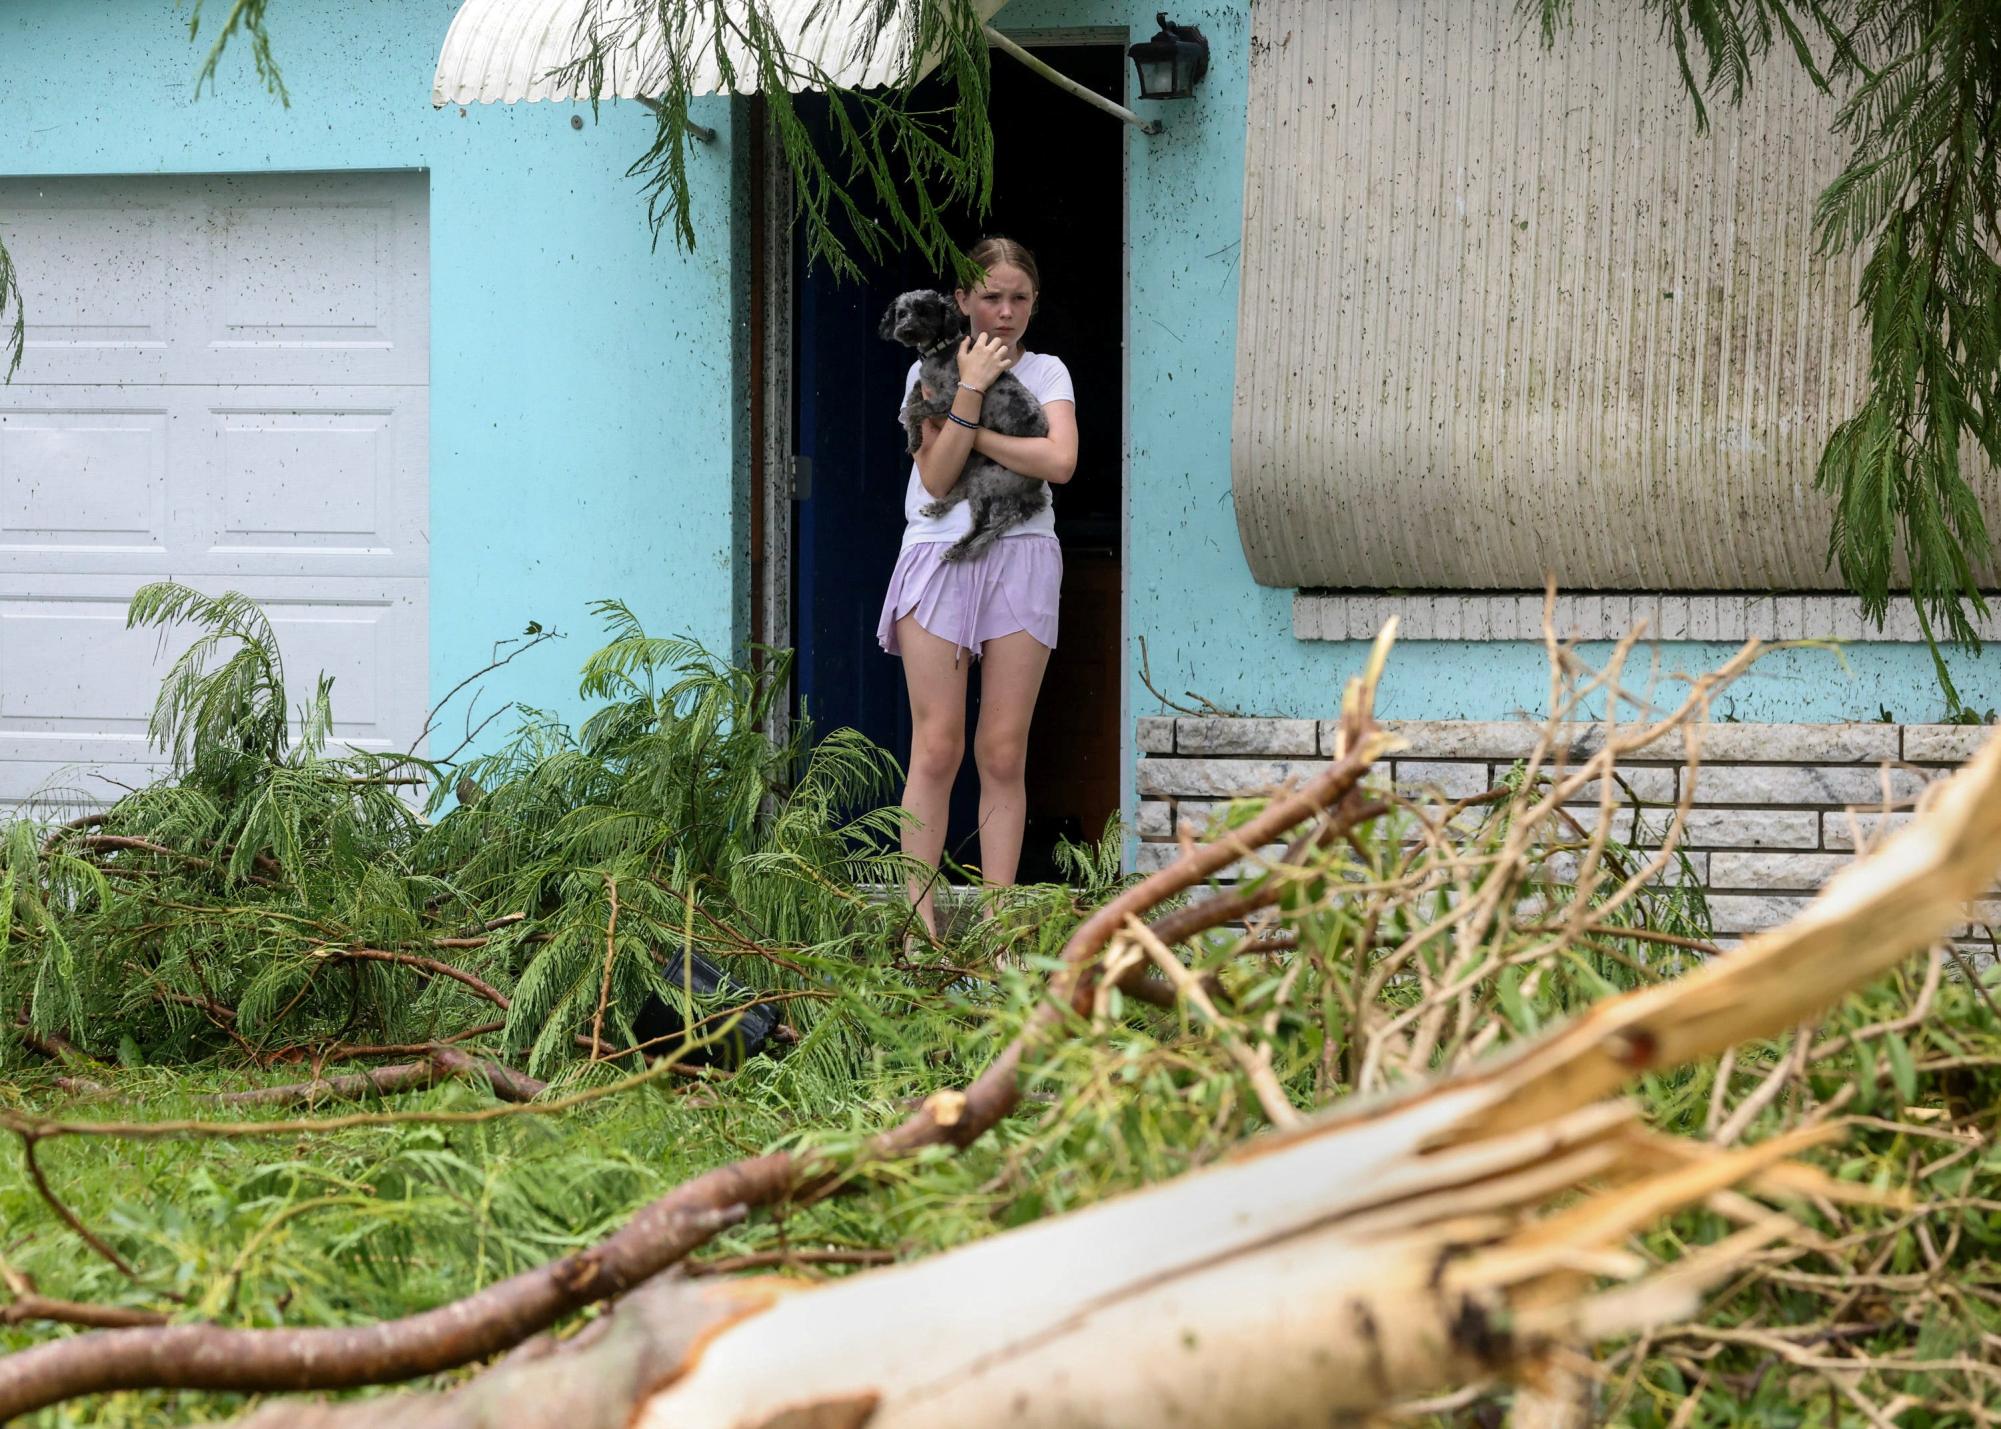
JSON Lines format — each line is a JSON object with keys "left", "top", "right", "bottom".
{"left": 1135, "top": 717, "right": 2000, "bottom": 950}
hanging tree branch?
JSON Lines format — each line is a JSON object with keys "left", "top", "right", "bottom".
{"left": 555, "top": 0, "right": 998, "bottom": 282}
{"left": 0, "top": 229, "right": 22, "bottom": 382}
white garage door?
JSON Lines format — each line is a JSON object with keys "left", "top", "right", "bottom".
{"left": 0, "top": 172, "right": 428, "bottom": 808}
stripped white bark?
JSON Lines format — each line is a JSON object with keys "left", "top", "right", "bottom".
{"left": 631, "top": 730, "right": 2001, "bottom": 1428}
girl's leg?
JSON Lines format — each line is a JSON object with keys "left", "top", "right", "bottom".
{"left": 971, "top": 628, "right": 1052, "bottom": 888}
{"left": 896, "top": 614, "right": 971, "bottom": 937}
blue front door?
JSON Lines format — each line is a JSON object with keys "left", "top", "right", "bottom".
{"left": 792, "top": 43, "right": 1129, "bottom": 882}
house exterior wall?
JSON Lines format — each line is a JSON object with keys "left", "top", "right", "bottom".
{"left": 5, "top": 0, "right": 1995, "bottom": 835}
{"left": 983, "top": 0, "right": 2000, "bottom": 947}
{"left": 994, "top": 0, "right": 1265, "bottom": 836}
{"left": 1066, "top": 0, "right": 2001, "bottom": 753}
{"left": 1, "top": 0, "right": 744, "bottom": 731}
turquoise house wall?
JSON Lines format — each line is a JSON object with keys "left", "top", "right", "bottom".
{"left": 2, "top": 0, "right": 743, "bottom": 731}
{"left": 8, "top": 0, "right": 1996, "bottom": 798}
{"left": 994, "top": 0, "right": 1999, "bottom": 799}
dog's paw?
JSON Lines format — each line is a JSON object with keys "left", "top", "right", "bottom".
{"left": 918, "top": 501, "right": 950, "bottom": 519}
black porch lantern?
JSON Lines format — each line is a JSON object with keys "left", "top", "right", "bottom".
{"left": 1127, "top": 13, "right": 1210, "bottom": 101}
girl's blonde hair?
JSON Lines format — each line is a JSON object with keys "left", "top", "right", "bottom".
{"left": 962, "top": 236, "right": 1042, "bottom": 306}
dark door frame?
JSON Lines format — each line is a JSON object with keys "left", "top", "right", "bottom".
{"left": 758, "top": 23, "right": 1132, "bottom": 816}
{"left": 755, "top": 102, "right": 796, "bottom": 752}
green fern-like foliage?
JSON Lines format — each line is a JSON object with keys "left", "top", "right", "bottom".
{"left": 127, "top": 584, "right": 294, "bottom": 788}
{"left": 188, "top": 0, "right": 290, "bottom": 102}
{"left": 422, "top": 600, "right": 917, "bottom": 1074}
{"left": 1812, "top": 3, "right": 2001, "bottom": 710}
{"left": 555, "top": 0, "right": 996, "bottom": 284}
{"left": 1, "top": 588, "right": 964, "bottom": 1082}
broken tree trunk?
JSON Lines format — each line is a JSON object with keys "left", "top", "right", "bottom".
{"left": 219, "top": 709, "right": 2001, "bottom": 1425}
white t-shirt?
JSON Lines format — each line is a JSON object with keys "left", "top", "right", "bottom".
{"left": 899, "top": 350, "right": 1075, "bottom": 550}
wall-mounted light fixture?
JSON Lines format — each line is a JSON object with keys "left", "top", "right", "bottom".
{"left": 1128, "top": 13, "right": 1210, "bottom": 102}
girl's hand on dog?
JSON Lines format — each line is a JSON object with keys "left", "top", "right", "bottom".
{"left": 957, "top": 332, "right": 1013, "bottom": 391}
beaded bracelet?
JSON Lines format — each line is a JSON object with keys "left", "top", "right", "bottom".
{"left": 946, "top": 411, "right": 981, "bottom": 431}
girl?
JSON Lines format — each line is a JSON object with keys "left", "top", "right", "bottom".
{"left": 875, "top": 237, "right": 1079, "bottom": 938}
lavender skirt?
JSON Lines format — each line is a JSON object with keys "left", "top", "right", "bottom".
{"left": 877, "top": 535, "right": 1062, "bottom": 662}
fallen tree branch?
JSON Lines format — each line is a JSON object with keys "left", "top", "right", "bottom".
{"left": 611, "top": 720, "right": 2001, "bottom": 1426}
{"left": 11, "top": 1014, "right": 107, "bottom": 1068}
{"left": 39, "top": 811, "right": 110, "bottom": 855}
{"left": 0, "top": 1295, "right": 171, "bottom": 1332}
{"left": 0, "top": 629, "right": 1405, "bottom": 1421}
{"left": 50, "top": 1075, "right": 111, "bottom": 1097}
{"left": 316, "top": 947, "right": 511, "bottom": 1010}
{"left": 195, "top": 680, "right": 2001, "bottom": 1427}
{"left": 17, "top": 1137, "right": 144, "bottom": 1287}
{"left": 0, "top": 1258, "right": 170, "bottom": 1332}
{"left": 211, "top": 1048, "right": 545, "bottom": 1110}
{"left": 684, "top": 1249, "right": 895, "bottom": 1277}
{"left": 590, "top": 875, "right": 620, "bottom": 1060}
{"left": 1125, "top": 914, "right": 1300, "bottom": 1128}
{"left": 320, "top": 1021, "right": 510, "bottom": 1060}
{"left": 225, "top": 1273, "right": 790, "bottom": 1429}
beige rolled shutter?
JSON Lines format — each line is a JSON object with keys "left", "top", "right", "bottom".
{"left": 1230, "top": 0, "right": 1995, "bottom": 591}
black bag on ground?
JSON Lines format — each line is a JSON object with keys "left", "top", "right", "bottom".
{"left": 626, "top": 949, "right": 781, "bottom": 1067}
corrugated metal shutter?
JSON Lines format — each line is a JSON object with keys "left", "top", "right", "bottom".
{"left": 1230, "top": 0, "right": 1997, "bottom": 591}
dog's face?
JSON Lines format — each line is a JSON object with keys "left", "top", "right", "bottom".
{"left": 877, "top": 289, "right": 962, "bottom": 349}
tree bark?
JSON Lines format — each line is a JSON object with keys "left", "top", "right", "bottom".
{"left": 211, "top": 1049, "right": 544, "bottom": 1109}
{"left": 226, "top": 1274, "right": 791, "bottom": 1429}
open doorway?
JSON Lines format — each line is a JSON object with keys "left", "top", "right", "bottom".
{"left": 775, "top": 36, "right": 1127, "bottom": 885}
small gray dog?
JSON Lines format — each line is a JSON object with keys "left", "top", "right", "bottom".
{"left": 879, "top": 288, "right": 1049, "bottom": 563}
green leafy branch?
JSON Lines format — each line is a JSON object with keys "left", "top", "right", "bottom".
{"left": 1814, "top": 1, "right": 2001, "bottom": 711}
{"left": 188, "top": 0, "right": 290, "bottom": 103}
{"left": 556, "top": 0, "right": 997, "bottom": 282}
{"left": 0, "top": 229, "right": 21, "bottom": 382}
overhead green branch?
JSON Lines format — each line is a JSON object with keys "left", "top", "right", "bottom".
{"left": 0, "top": 232, "right": 21, "bottom": 382}
{"left": 555, "top": 0, "right": 997, "bottom": 283}
{"left": 0, "top": 0, "right": 291, "bottom": 381}
{"left": 2, "top": 1, "right": 994, "bottom": 382}
{"left": 189, "top": 0, "right": 290, "bottom": 103}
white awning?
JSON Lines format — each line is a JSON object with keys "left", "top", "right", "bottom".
{"left": 433, "top": 0, "right": 1011, "bottom": 105}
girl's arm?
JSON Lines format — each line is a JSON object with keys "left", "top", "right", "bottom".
{"left": 913, "top": 384, "right": 986, "bottom": 500}
{"left": 971, "top": 400, "right": 1078, "bottom": 485}
{"left": 913, "top": 334, "right": 1015, "bottom": 500}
